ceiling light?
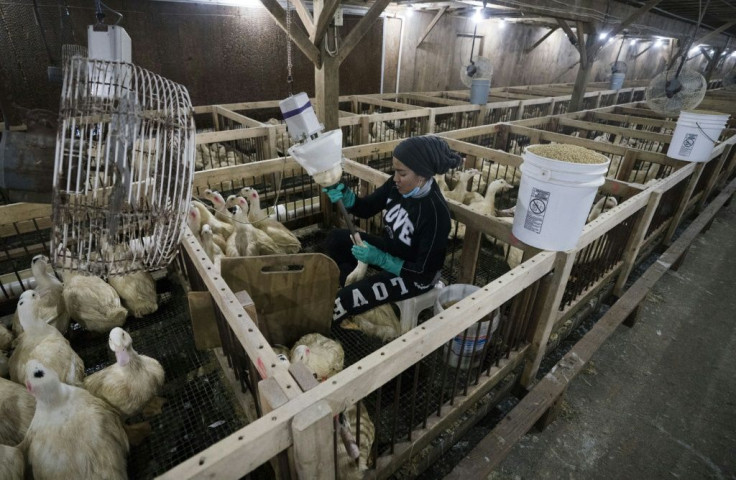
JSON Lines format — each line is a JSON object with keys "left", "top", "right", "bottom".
{"left": 731, "top": 51, "right": 736, "bottom": 57}
{"left": 473, "top": 8, "right": 483, "bottom": 23}
{"left": 654, "top": 39, "right": 663, "bottom": 47}
{"left": 599, "top": 33, "right": 608, "bottom": 40}
{"left": 498, "top": 18, "right": 506, "bottom": 28}
{"left": 630, "top": 39, "right": 637, "bottom": 45}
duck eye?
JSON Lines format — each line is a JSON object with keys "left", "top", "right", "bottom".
{"left": 34, "top": 370, "right": 44, "bottom": 378}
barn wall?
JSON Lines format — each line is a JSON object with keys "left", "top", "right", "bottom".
{"left": 0, "top": 0, "right": 382, "bottom": 112}
{"left": 394, "top": 7, "right": 733, "bottom": 93}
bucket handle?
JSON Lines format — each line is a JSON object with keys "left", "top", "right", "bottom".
{"left": 695, "top": 122, "right": 720, "bottom": 146}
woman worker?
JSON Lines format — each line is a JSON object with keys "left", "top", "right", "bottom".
{"left": 324, "top": 135, "right": 463, "bottom": 324}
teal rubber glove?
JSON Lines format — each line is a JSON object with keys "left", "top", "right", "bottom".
{"left": 351, "top": 242, "right": 404, "bottom": 276}
{"left": 322, "top": 183, "right": 355, "bottom": 208}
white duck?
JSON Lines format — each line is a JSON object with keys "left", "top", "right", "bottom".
{"left": 202, "top": 188, "right": 236, "bottom": 224}
{"left": 9, "top": 290, "right": 85, "bottom": 386}
{"left": 0, "top": 445, "right": 24, "bottom": 480}
{"left": 188, "top": 204, "right": 228, "bottom": 252}
{"left": 84, "top": 327, "right": 165, "bottom": 418}
{"left": 0, "top": 323, "right": 12, "bottom": 352}
{"left": 444, "top": 169, "right": 480, "bottom": 204}
{"left": 0, "top": 376, "right": 35, "bottom": 445}
{"left": 200, "top": 224, "right": 224, "bottom": 270}
{"left": 12, "top": 255, "right": 69, "bottom": 335}
{"left": 235, "top": 188, "right": 301, "bottom": 254}
{"left": 21, "top": 360, "right": 129, "bottom": 480}
{"left": 336, "top": 402, "right": 375, "bottom": 480}
{"left": 191, "top": 200, "right": 234, "bottom": 239}
{"left": 587, "top": 196, "right": 619, "bottom": 222}
{"left": 104, "top": 243, "right": 158, "bottom": 319}
{"left": 62, "top": 272, "right": 127, "bottom": 334}
{"left": 232, "top": 200, "right": 282, "bottom": 256}
{"left": 291, "top": 333, "right": 344, "bottom": 382}
{"left": 238, "top": 186, "right": 286, "bottom": 222}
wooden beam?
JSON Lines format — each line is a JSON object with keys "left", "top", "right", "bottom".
{"left": 292, "top": 401, "right": 335, "bottom": 479}
{"left": 337, "top": 0, "right": 392, "bottom": 64}
{"left": 524, "top": 27, "right": 558, "bottom": 54}
{"left": 445, "top": 176, "right": 736, "bottom": 479}
{"left": 295, "top": 0, "right": 316, "bottom": 34}
{"left": 691, "top": 21, "right": 735, "bottom": 48}
{"left": 576, "top": 21, "right": 587, "bottom": 68}
{"left": 417, "top": 6, "right": 448, "bottom": 47}
{"left": 311, "top": 0, "right": 340, "bottom": 45}
{"left": 607, "top": 0, "right": 664, "bottom": 41}
{"left": 259, "top": 0, "right": 321, "bottom": 66}
{"left": 555, "top": 18, "right": 577, "bottom": 47}
{"left": 493, "top": 0, "right": 595, "bottom": 23}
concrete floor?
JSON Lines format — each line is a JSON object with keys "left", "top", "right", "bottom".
{"left": 486, "top": 200, "right": 736, "bottom": 480}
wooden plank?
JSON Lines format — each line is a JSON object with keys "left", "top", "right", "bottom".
{"left": 607, "top": 0, "right": 664, "bottom": 40}
{"left": 292, "top": 0, "right": 315, "bottom": 38}
{"left": 613, "top": 191, "right": 662, "bottom": 296}
{"left": 187, "top": 291, "right": 221, "bottom": 350}
{"left": 257, "top": 378, "right": 293, "bottom": 480}
{"left": 214, "top": 106, "right": 265, "bottom": 128}
{"left": 417, "top": 7, "right": 448, "bottom": 46}
{"left": 524, "top": 27, "right": 558, "bottom": 54}
{"left": 698, "top": 144, "right": 733, "bottom": 212}
{"left": 337, "top": 0, "right": 392, "bottom": 64}
{"left": 0, "top": 203, "right": 52, "bottom": 226}
{"left": 158, "top": 251, "right": 556, "bottom": 480}
{"left": 292, "top": 400, "right": 335, "bottom": 479}
{"left": 520, "top": 251, "right": 576, "bottom": 387}
{"left": 664, "top": 163, "right": 705, "bottom": 245}
{"left": 197, "top": 127, "right": 270, "bottom": 145}
{"left": 180, "top": 229, "right": 297, "bottom": 393}
{"left": 312, "top": 0, "right": 339, "bottom": 44}
{"left": 354, "top": 96, "right": 421, "bottom": 111}
{"left": 258, "top": 0, "right": 321, "bottom": 66}
{"left": 370, "top": 348, "right": 526, "bottom": 480}
{"left": 446, "top": 177, "right": 736, "bottom": 479}
{"left": 458, "top": 227, "right": 482, "bottom": 284}
{"left": 576, "top": 187, "right": 650, "bottom": 250}
{"left": 401, "top": 93, "right": 467, "bottom": 107}
{"left": 592, "top": 111, "right": 676, "bottom": 129}
{"left": 558, "top": 117, "right": 671, "bottom": 143}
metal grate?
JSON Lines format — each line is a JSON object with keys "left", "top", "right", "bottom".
{"left": 70, "top": 281, "right": 248, "bottom": 479}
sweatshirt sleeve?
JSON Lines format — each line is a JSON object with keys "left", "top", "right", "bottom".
{"left": 348, "top": 179, "right": 393, "bottom": 219}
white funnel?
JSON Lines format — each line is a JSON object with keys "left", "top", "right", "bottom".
{"left": 288, "top": 129, "right": 344, "bottom": 186}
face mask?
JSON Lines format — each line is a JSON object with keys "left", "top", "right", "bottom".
{"left": 402, "top": 186, "right": 421, "bottom": 198}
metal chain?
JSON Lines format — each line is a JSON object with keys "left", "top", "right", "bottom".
{"left": 286, "top": 0, "right": 293, "bottom": 95}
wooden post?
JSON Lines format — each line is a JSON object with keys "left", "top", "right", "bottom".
{"left": 427, "top": 109, "right": 436, "bottom": 134}
{"left": 520, "top": 251, "right": 576, "bottom": 388}
{"left": 458, "top": 227, "right": 482, "bottom": 284}
{"left": 292, "top": 400, "right": 335, "bottom": 479}
{"left": 697, "top": 144, "right": 733, "bottom": 212}
{"left": 615, "top": 149, "right": 638, "bottom": 182}
{"left": 613, "top": 190, "right": 662, "bottom": 297}
{"left": 258, "top": 378, "right": 293, "bottom": 480}
{"left": 663, "top": 163, "right": 705, "bottom": 245}
{"left": 267, "top": 127, "right": 278, "bottom": 159}
{"left": 315, "top": 52, "right": 340, "bottom": 131}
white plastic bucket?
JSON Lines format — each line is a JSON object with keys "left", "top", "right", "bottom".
{"left": 512, "top": 146, "right": 609, "bottom": 251}
{"left": 469, "top": 79, "right": 491, "bottom": 105}
{"left": 435, "top": 284, "right": 500, "bottom": 370}
{"left": 666, "top": 110, "right": 730, "bottom": 162}
{"left": 610, "top": 72, "right": 625, "bottom": 91}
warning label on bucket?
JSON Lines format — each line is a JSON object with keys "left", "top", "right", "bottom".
{"left": 524, "top": 187, "right": 550, "bottom": 234}
{"left": 678, "top": 133, "right": 698, "bottom": 157}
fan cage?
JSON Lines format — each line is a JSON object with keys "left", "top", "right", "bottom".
{"left": 51, "top": 56, "right": 195, "bottom": 278}
{"left": 645, "top": 67, "right": 707, "bottom": 116}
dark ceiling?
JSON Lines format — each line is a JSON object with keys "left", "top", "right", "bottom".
{"left": 623, "top": 0, "right": 736, "bottom": 38}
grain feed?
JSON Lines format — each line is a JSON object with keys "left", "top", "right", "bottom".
{"left": 527, "top": 144, "right": 608, "bottom": 164}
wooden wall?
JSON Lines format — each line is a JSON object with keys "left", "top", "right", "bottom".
{"left": 0, "top": 0, "right": 382, "bottom": 111}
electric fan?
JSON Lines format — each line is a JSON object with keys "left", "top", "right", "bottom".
{"left": 460, "top": 56, "right": 494, "bottom": 88}
{"left": 51, "top": 41, "right": 195, "bottom": 277}
{"left": 645, "top": 66, "right": 707, "bottom": 116}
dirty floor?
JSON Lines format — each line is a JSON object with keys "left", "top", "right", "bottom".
{"left": 483, "top": 199, "right": 736, "bottom": 480}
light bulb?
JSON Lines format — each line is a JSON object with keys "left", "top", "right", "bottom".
{"left": 630, "top": 39, "right": 637, "bottom": 45}
{"left": 599, "top": 33, "right": 608, "bottom": 40}
{"left": 473, "top": 8, "right": 483, "bottom": 23}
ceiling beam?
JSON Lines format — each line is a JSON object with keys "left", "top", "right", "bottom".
{"left": 555, "top": 18, "right": 578, "bottom": 47}
{"left": 292, "top": 0, "right": 315, "bottom": 36}
{"left": 490, "top": 0, "right": 596, "bottom": 23}
{"left": 312, "top": 0, "right": 341, "bottom": 44}
{"left": 691, "top": 21, "right": 736, "bottom": 47}
{"left": 259, "top": 0, "right": 321, "bottom": 66}
{"left": 337, "top": 0, "right": 392, "bottom": 64}
{"left": 606, "top": 0, "right": 664, "bottom": 40}
{"left": 417, "top": 6, "right": 448, "bottom": 46}
{"left": 524, "top": 27, "right": 558, "bottom": 54}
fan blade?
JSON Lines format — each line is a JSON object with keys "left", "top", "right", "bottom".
{"left": 665, "top": 78, "right": 682, "bottom": 98}
{"left": 466, "top": 63, "right": 478, "bottom": 78}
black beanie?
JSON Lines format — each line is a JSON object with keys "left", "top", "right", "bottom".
{"left": 392, "top": 136, "right": 463, "bottom": 178}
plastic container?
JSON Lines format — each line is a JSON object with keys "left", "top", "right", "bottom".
{"left": 435, "top": 284, "right": 500, "bottom": 370}
{"left": 666, "top": 110, "right": 730, "bottom": 162}
{"left": 279, "top": 92, "right": 323, "bottom": 142}
{"left": 288, "top": 129, "right": 344, "bottom": 186}
{"left": 512, "top": 146, "right": 610, "bottom": 251}
{"left": 610, "top": 72, "right": 625, "bottom": 91}
{"left": 469, "top": 78, "right": 491, "bottom": 105}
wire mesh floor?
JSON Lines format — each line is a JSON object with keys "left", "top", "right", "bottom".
{"left": 68, "top": 279, "right": 249, "bottom": 479}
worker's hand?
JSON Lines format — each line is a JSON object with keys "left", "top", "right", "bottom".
{"left": 322, "top": 183, "right": 356, "bottom": 208}
{"left": 351, "top": 242, "right": 403, "bottom": 276}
